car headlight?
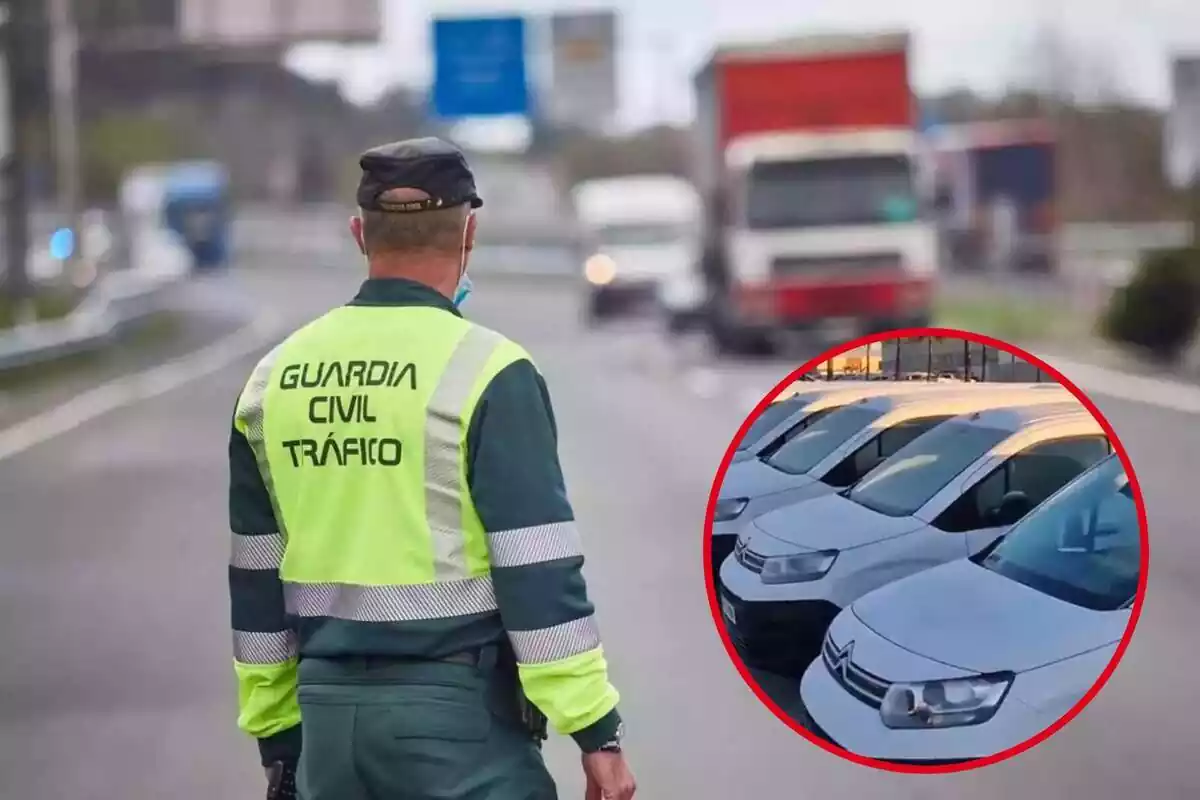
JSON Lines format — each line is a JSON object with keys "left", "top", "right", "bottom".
{"left": 759, "top": 549, "right": 838, "bottom": 585}
{"left": 584, "top": 254, "right": 617, "bottom": 285}
{"left": 714, "top": 497, "right": 749, "bottom": 522}
{"left": 879, "top": 673, "right": 1014, "bottom": 729}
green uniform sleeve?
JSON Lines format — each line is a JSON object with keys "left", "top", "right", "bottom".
{"left": 228, "top": 412, "right": 303, "bottom": 766}
{"left": 466, "top": 359, "right": 622, "bottom": 752}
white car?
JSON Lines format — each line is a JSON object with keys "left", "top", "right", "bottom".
{"left": 799, "top": 453, "right": 1138, "bottom": 764}
{"left": 732, "top": 386, "right": 834, "bottom": 464}
{"left": 719, "top": 402, "right": 1109, "bottom": 674}
{"left": 572, "top": 175, "right": 701, "bottom": 323}
{"left": 730, "top": 381, "right": 974, "bottom": 466}
{"left": 714, "top": 381, "right": 971, "bottom": 589}
{"left": 714, "top": 384, "right": 1069, "bottom": 556}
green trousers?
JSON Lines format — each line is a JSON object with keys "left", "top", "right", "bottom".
{"left": 296, "top": 654, "right": 558, "bottom": 800}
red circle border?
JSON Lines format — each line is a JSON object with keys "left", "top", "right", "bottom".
{"left": 701, "top": 325, "right": 1152, "bottom": 775}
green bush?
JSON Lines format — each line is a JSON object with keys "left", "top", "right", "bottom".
{"left": 1100, "top": 247, "right": 1200, "bottom": 360}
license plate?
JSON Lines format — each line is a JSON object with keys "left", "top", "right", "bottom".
{"left": 721, "top": 596, "right": 737, "bottom": 624}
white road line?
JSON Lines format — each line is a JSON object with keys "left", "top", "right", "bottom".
{"left": 683, "top": 367, "right": 724, "bottom": 400}
{"left": 0, "top": 312, "right": 285, "bottom": 462}
{"left": 1037, "top": 354, "right": 1200, "bottom": 414}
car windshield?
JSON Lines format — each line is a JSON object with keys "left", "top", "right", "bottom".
{"left": 738, "top": 396, "right": 811, "bottom": 451}
{"left": 765, "top": 406, "right": 884, "bottom": 476}
{"left": 979, "top": 456, "right": 1139, "bottom": 611}
{"left": 847, "top": 421, "right": 1012, "bottom": 517}
{"left": 593, "top": 222, "right": 686, "bottom": 247}
{"left": 744, "top": 155, "right": 917, "bottom": 230}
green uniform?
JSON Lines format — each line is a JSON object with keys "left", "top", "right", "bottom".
{"left": 227, "top": 278, "right": 622, "bottom": 798}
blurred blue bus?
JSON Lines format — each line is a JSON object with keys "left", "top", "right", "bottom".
{"left": 161, "top": 161, "right": 231, "bottom": 271}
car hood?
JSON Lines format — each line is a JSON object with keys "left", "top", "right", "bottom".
{"left": 748, "top": 491, "right": 923, "bottom": 552}
{"left": 720, "top": 459, "right": 814, "bottom": 501}
{"left": 851, "top": 559, "right": 1129, "bottom": 674}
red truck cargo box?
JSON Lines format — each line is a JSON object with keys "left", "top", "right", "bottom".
{"left": 717, "top": 50, "right": 911, "bottom": 148}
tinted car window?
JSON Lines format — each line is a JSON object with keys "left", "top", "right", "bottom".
{"left": 939, "top": 435, "right": 1110, "bottom": 532}
{"left": 821, "top": 416, "right": 952, "bottom": 488}
{"left": 738, "top": 396, "right": 809, "bottom": 451}
{"left": 847, "top": 421, "right": 1012, "bottom": 517}
{"left": 765, "top": 406, "right": 884, "bottom": 476}
{"left": 980, "top": 455, "right": 1139, "bottom": 610}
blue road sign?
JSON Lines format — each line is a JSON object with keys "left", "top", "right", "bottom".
{"left": 432, "top": 16, "right": 529, "bottom": 118}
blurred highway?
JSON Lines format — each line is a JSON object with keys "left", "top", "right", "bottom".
{"left": 1, "top": 252, "right": 1198, "bottom": 798}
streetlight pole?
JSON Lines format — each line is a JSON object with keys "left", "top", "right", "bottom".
{"left": 1, "top": 0, "right": 31, "bottom": 317}
{"left": 47, "top": 0, "right": 81, "bottom": 273}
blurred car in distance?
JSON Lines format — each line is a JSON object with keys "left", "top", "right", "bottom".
{"left": 572, "top": 174, "right": 702, "bottom": 325}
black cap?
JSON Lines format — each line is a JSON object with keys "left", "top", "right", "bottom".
{"left": 356, "top": 137, "right": 483, "bottom": 213}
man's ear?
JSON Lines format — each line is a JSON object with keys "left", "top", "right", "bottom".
{"left": 464, "top": 212, "right": 477, "bottom": 253}
{"left": 349, "top": 215, "right": 366, "bottom": 255}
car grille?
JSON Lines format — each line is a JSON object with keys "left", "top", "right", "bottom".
{"left": 822, "top": 633, "right": 892, "bottom": 709}
{"left": 733, "top": 538, "right": 765, "bottom": 574}
{"left": 771, "top": 252, "right": 903, "bottom": 280}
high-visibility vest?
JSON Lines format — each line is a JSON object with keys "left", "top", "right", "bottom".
{"left": 233, "top": 305, "right": 529, "bottom": 637}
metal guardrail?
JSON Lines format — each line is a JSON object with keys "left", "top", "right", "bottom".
{"left": 0, "top": 252, "right": 190, "bottom": 373}
{"left": 231, "top": 203, "right": 579, "bottom": 277}
{"left": 227, "top": 204, "right": 1190, "bottom": 277}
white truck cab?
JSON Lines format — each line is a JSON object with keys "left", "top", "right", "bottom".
{"left": 709, "top": 129, "right": 938, "bottom": 349}
{"left": 799, "top": 453, "right": 1137, "bottom": 764}
{"left": 571, "top": 175, "right": 701, "bottom": 324}
{"left": 719, "top": 402, "right": 1109, "bottom": 674}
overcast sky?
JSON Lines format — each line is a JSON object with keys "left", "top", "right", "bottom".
{"left": 285, "top": 0, "right": 1200, "bottom": 130}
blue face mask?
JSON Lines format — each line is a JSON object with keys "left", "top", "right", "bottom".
{"left": 453, "top": 273, "right": 473, "bottom": 307}
{"left": 453, "top": 213, "right": 473, "bottom": 308}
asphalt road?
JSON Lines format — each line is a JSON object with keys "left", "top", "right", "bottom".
{"left": 1, "top": 259, "right": 1197, "bottom": 799}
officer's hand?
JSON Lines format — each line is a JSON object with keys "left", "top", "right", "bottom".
{"left": 581, "top": 751, "right": 636, "bottom": 800}
{"left": 264, "top": 760, "right": 298, "bottom": 800}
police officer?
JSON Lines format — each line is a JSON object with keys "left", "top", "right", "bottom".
{"left": 227, "top": 137, "right": 636, "bottom": 800}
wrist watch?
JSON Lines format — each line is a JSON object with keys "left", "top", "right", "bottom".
{"left": 598, "top": 721, "right": 625, "bottom": 753}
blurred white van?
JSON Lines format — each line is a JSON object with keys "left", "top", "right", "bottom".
{"left": 571, "top": 174, "right": 701, "bottom": 325}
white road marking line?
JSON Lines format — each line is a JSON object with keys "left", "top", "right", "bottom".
{"left": 684, "top": 367, "right": 723, "bottom": 399}
{"left": 0, "top": 312, "right": 284, "bottom": 462}
{"left": 1037, "top": 354, "right": 1200, "bottom": 414}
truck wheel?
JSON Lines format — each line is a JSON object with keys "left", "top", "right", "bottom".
{"left": 712, "top": 319, "right": 770, "bottom": 357}
{"left": 710, "top": 316, "right": 747, "bottom": 356}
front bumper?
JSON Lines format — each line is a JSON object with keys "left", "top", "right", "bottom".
{"left": 720, "top": 587, "right": 840, "bottom": 675}
{"left": 710, "top": 533, "right": 738, "bottom": 592}
{"left": 587, "top": 281, "right": 658, "bottom": 317}
{"left": 729, "top": 276, "right": 932, "bottom": 329}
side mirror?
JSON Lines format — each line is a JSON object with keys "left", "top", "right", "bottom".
{"left": 994, "top": 490, "right": 1033, "bottom": 527}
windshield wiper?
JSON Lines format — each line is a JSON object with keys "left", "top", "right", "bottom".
{"left": 972, "top": 533, "right": 1009, "bottom": 566}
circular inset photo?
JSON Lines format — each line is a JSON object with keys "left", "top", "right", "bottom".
{"left": 705, "top": 327, "right": 1148, "bottom": 774}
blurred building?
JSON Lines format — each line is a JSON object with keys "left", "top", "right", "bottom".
{"left": 13, "top": 0, "right": 406, "bottom": 204}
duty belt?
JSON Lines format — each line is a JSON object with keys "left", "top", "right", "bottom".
{"left": 327, "top": 649, "right": 485, "bottom": 667}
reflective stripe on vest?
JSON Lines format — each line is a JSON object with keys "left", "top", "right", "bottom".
{"left": 235, "top": 309, "right": 528, "bottom": 622}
